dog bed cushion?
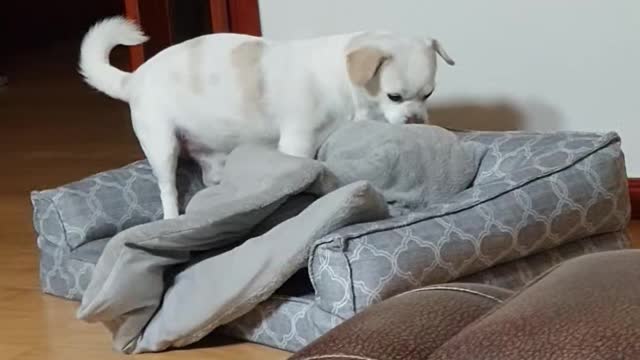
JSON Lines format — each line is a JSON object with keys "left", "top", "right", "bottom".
{"left": 31, "top": 127, "right": 630, "bottom": 351}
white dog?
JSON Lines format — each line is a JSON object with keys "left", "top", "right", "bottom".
{"left": 79, "top": 16, "right": 454, "bottom": 219}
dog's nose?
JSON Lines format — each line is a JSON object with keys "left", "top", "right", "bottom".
{"left": 406, "top": 115, "right": 423, "bottom": 124}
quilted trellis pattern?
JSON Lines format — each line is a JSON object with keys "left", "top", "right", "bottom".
{"left": 37, "top": 227, "right": 628, "bottom": 349}
{"left": 221, "top": 231, "right": 629, "bottom": 352}
{"left": 38, "top": 235, "right": 96, "bottom": 300}
{"left": 309, "top": 131, "right": 629, "bottom": 318}
{"left": 459, "top": 130, "right": 618, "bottom": 185}
{"left": 220, "top": 295, "right": 330, "bottom": 351}
{"left": 31, "top": 159, "right": 204, "bottom": 251}
{"left": 458, "top": 231, "right": 630, "bottom": 289}
{"left": 31, "top": 130, "right": 630, "bottom": 352}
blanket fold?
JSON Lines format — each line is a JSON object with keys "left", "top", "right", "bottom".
{"left": 76, "top": 144, "right": 390, "bottom": 353}
{"left": 76, "top": 121, "right": 482, "bottom": 353}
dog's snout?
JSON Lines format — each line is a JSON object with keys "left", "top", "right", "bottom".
{"left": 406, "top": 115, "right": 423, "bottom": 124}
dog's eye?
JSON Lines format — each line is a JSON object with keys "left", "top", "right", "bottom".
{"left": 422, "top": 90, "right": 434, "bottom": 101}
{"left": 387, "top": 93, "right": 403, "bottom": 102}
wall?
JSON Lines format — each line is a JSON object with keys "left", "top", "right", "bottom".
{"left": 258, "top": 0, "right": 640, "bottom": 176}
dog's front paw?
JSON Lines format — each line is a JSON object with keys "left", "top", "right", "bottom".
{"left": 278, "top": 130, "right": 317, "bottom": 158}
{"left": 352, "top": 110, "right": 369, "bottom": 122}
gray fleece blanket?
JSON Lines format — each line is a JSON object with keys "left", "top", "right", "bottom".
{"left": 76, "top": 121, "right": 484, "bottom": 353}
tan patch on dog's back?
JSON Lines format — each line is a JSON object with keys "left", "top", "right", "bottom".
{"left": 186, "top": 38, "right": 205, "bottom": 95}
{"left": 231, "top": 40, "right": 265, "bottom": 114}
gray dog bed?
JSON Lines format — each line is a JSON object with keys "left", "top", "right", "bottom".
{"left": 31, "top": 121, "right": 630, "bottom": 352}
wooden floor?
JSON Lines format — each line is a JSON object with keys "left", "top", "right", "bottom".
{"left": 0, "top": 42, "right": 289, "bottom": 359}
{"left": 1, "top": 41, "right": 638, "bottom": 360}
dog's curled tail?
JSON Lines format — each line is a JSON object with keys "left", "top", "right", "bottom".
{"left": 79, "top": 16, "right": 148, "bottom": 102}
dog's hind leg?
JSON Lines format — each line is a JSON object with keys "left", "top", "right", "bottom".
{"left": 131, "top": 109, "right": 180, "bottom": 219}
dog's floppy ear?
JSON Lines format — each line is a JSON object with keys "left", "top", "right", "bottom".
{"left": 346, "top": 47, "right": 390, "bottom": 87}
{"left": 427, "top": 38, "right": 455, "bottom": 66}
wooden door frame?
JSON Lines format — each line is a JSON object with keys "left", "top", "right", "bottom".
{"left": 630, "top": 178, "right": 640, "bottom": 219}
{"left": 123, "top": 0, "right": 261, "bottom": 70}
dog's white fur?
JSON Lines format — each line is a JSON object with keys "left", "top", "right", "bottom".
{"left": 79, "top": 16, "right": 454, "bottom": 219}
